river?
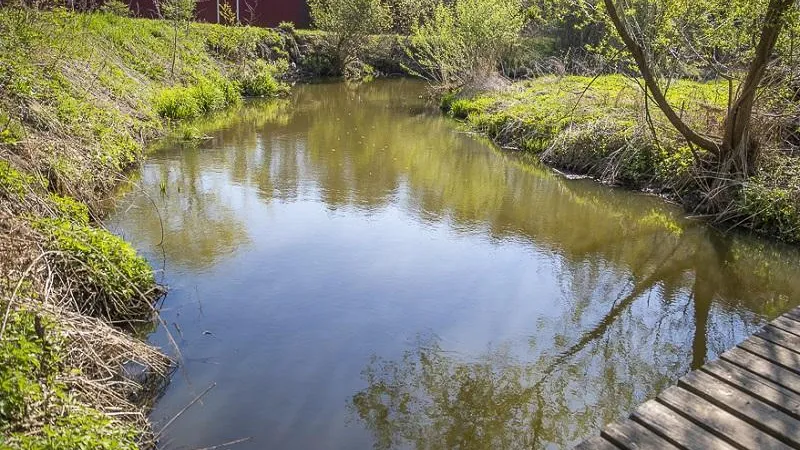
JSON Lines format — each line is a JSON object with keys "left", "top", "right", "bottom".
{"left": 108, "top": 79, "right": 800, "bottom": 449}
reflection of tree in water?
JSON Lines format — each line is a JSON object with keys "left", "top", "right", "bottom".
{"left": 350, "top": 227, "right": 797, "bottom": 449}
{"left": 111, "top": 80, "right": 800, "bottom": 446}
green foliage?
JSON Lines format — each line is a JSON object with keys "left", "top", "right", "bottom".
{"left": 161, "top": 0, "right": 195, "bottom": 23}
{"left": 0, "top": 308, "right": 139, "bottom": 450}
{"left": 99, "top": 0, "right": 132, "bottom": 17}
{"left": 9, "top": 410, "right": 139, "bottom": 450}
{"left": 0, "top": 309, "right": 62, "bottom": 428}
{"left": 277, "top": 21, "right": 296, "bottom": 33}
{"left": 0, "top": 161, "right": 38, "bottom": 199}
{"left": 154, "top": 87, "right": 201, "bottom": 120}
{"left": 308, "top": 0, "right": 392, "bottom": 71}
{"left": 49, "top": 193, "right": 90, "bottom": 225}
{"left": 238, "top": 60, "right": 290, "bottom": 97}
{"left": 34, "top": 218, "right": 155, "bottom": 321}
{"left": 408, "top": 0, "right": 526, "bottom": 87}
{"left": 201, "top": 24, "right": 282, "bottom": 61}
{"left": 219, "top": 3, "right": 237, "bottom": 26}
{"left": 0, "top": 110, "right": 24, "bottom": 144}
{"left": 154, "top": 77, "right": 242, "bottom": 120}
{"left": 445, "top": 75, "right": 727, "bottom": 188}
{"left": 383, "top": 0, "right": 438, "bottom": 34}
{"left": 739, "top": 157, "right": 800, "bottom": 242}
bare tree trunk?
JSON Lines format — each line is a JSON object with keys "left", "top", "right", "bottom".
{"left": 170, "top": 21, "right": 178, "bottom": 78}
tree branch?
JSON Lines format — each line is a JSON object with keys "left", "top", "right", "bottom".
{"left": 603, "top": 0, "right": 721, "bottom": 156}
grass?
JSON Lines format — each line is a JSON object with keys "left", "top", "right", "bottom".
{"left": 444, "top": 74, "right": 800, "bottom": 242}
{"left": 0, "top": 7, "right": 293, "bottom": 449}
{"left": 0, "top": 308, "right": 140, "bottom": 450}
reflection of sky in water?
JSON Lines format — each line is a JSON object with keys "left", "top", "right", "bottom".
{"left": 108, "top": 80, "right": 800, "bottom": 450}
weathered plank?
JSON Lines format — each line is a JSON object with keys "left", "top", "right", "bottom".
{"left": 770, "top": 317, "right": 800, "bottom": 339}
{"left": 574, "top": 307, "right": 800, "bottom": 450}
{"left": 739, "top": 336, "right": 800, "bottom": 373}
{"left": 702, "top": 359, "right": 800, "bottom": 420}
{"left": 721, "top": 347, "right": 800, "bottom": 395}
{"left": 601, "top": 420, "right": 680, "bottom": 450}
{"left": 785, "top": 307, "right": 800, "bottom": 322}
{"left": 573, "top": 434, "right": 620, "bottom": 450}
{"left": 755, "top": 326, "right": 800, "bottom": 357}
{"left": 678, "top": 370, "right": 800, "bottom": 447}
{"left": 785, "top": 311, "right": 800, "bottom": 323}
{"left": 630, "top": 401, "right": 739, "bottom": 450}
{"left": 657, "top": 385, "right": 793, "bottom": 450}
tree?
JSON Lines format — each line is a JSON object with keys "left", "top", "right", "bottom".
{"left": 160, "top": 0, "right": 195, "bottom": 77}
{"left": 601, "top": 0, "right": 796, "bottom": 180}
{"left": 308, "top": 0, "right": 392, "bottom": 72}
{"left": 408, "top": 0, "right": 526, "bottom": 88}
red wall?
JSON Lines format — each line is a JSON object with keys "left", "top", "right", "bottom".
{"left": 128, "top": 0, "right": 310, "bottom": 28}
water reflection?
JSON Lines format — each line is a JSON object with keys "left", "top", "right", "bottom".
{"left": 109, "top": 80, "right": 800, "bottom": 449}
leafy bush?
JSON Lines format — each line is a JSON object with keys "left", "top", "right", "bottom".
{"left": 238, "top": 60, "right": 290, "bottom": 97}
{"left": 154, "top": 78, "right": 242, "bottom": 120}
{"left": 308, "top": 0, "right": 391, "bottom": 71}
{"left": 34, "top": 218, "right": 156, "bottom": 322}
{"left": 408, "top": 0, "right": 526, "bottom": 87}
{"left": 153, "top": 86, "right": 200, "bottom": 120}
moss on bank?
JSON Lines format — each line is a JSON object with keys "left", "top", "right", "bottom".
{"left": 0, "top": 8, "right": 293, "bottom": 449}
{"left": 444, "top": 75, "right": 800, "bottom": 243}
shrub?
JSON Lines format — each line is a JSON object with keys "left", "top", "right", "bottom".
{"left": 238, "top": 60, "right": 289, "bottom": 97}
{"left": 34, "top": 218, "right": 157, "bottom": 323}
{"left": 408, "top": 0, "right": 526, "bottom": 87}
{"left": 154, "top": 78, "right": 241, "bottom": 120}
{"left": 308, "top": 0, "right": 391, "bottom": 71}
{"left": 278, "top": 21, "right": 296, "bottom": 33}
{"left": 153, "top": 86, "right": 200, "bottom": 120}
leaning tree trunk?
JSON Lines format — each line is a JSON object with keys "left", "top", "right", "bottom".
{"left": 720, "top": 0, "right": 795, "bottom": 177}
{"left": 603, "top": 0, "right": 795, "bottom": 179}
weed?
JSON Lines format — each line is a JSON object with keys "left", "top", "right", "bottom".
{"left": 33, "top": 218, "right": 156, "bottom": 323}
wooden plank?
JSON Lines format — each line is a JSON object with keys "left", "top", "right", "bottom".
{"left": 770, "top": 317, "right": 800, "bottom": 339}
{"left": 702, "top": 359, "right": 800, "bottom": 419}
{"left": 740, "top": 336, "right": 800, "bottom": 372}
{"left": 601, "top": 419, "right": 680, "bottom": 450}
{"left": 573, "top": 434, "right": 620, "bottom": 450}
{"left": 721, "top": 347, "right": 800, "bottom": 394}
{"left": 657, "top": 385, "right": 793, "bottom": 450}
{"left": 756, "top": 325, "right": 800, "bottom": 356}
{"left": 786, "top": 306, "right": 800, "bottom": 318}
{"left": 630, "top": 401, "right": 739, "bottom": 450}
{"left": 678, "top": 370, "right": 800, "bottom": 447}
{"left": 785, "top": 310, "right": 800, "bottom": 322}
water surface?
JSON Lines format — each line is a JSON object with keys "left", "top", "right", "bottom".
{"left": 109, "top": 80, "right": 800, "bottom": 449}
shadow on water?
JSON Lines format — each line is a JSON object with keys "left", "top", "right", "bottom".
{"left": 109, "top": 79, "right": 800, "bottom": 449}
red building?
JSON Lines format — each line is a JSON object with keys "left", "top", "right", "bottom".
{"left": 127, "top": 0, "right": 310, "bottom": 28}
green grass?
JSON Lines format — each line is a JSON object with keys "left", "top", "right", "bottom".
{"left": 445, "top": 75, "right": 727, "bottom": 185}
{"left": 0, "top": 308, "right": 139, "bottom": 450}
{"left": 0, "top": 8, "right": 294, "bottom": 448}
{"left": 445, "top": 75, "right": 800, "bottom": 243}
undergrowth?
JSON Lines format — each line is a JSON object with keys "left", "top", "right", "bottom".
{"left": 0, "top": 7, "right": 293, "bottom": 448}
{"left": 445, "top": 75, "right": 800, "bottom": 243}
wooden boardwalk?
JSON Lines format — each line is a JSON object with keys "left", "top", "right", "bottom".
{"left": 575, "top": 306, "right": 800, "bottom": 450}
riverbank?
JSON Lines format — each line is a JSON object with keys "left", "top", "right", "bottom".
{"left": 443, "top": 75, "right": 800, "bottom": 243}
{"left": 0, "top": 9, "right": 294, "bottom": 448}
